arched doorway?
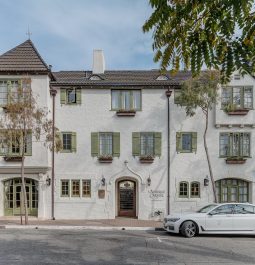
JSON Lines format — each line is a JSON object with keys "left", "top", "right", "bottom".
{"left": 117, "top": 179, "right": 136, "bottom": 218}
{"left": 4, "top": 178, "right": 38, "bottom": 216}
{"left": 216, "top": 179, "right": 249, "bottom": 203}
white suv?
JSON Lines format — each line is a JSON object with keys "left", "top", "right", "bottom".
{"left": 163, "top": 203, "right": 255, "bottom": 238}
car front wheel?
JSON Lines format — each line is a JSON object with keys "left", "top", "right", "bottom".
{"left": 181, "top": 221, "right": 197, "bottom": 238}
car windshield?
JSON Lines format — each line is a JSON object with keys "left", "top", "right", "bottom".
{"left": 197, "top": 204, "right": 217, "bottom": 213}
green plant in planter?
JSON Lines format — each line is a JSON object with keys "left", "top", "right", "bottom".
{"left": 98, "top": 155, "right": 113, "bottom": 160}
{"left": 226, "top": 156, "right": 246, "bottom": 161}
{"left": 140, "top": 154, "right": 154, "bottom": 160}
{"left": 223, "top": 103, "right": 237, "bottom": 113}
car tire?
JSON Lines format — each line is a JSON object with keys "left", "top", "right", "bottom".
{"left": 181, "top": 221, "right": 197, "bottom": 238}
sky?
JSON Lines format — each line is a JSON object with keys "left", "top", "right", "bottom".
{"left": 0, "top": 0, "right": 157, "bottom": 71}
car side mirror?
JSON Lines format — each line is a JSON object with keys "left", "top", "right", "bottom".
{"left": 208, "top": 212, "right": 216, "bottom": 216}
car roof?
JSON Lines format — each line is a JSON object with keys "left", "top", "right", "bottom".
{"left": 216, "top": 202, "right": 255, "bottom": 206}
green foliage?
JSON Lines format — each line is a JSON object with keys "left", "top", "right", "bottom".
{"left": 178, "top": 70, "right": 220, "bottom": 116}
{"left": 143, "top": 0, "right": 255, "bottom": 83}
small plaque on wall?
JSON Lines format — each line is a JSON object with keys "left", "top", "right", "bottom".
{"left": 98, "top": 189, "right": 105, "bottom": 199}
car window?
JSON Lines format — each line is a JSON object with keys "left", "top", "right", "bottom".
{"left": 210, "top": 204, "right": 234, "bottom": 215}
{"left": 234, "top": 205, "right": 255, "bottom": 214}
{"left": 197, "top": 204, "right": 217, "bottom": 213}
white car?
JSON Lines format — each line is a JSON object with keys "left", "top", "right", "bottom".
{"left": 163, "top": 203, "right": 255, "bottom": 238}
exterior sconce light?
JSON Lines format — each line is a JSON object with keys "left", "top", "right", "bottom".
{"left": 101, "top": 176, "right": 106, "bottom": 186}
{"left": 204, "top": 175, "right": 209, "bottom": 186}
{"left": 147, "top": 175, "right": 151, "bottom": 186}
{"left": 46, "top": 176, "right": 51, "bottom": 186}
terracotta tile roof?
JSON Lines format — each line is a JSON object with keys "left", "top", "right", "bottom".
{"left": 51, "top": 70, "right": 191, "bottom": 87}
{"left": 0, "top": 40, "right": 49, "bottom": 73}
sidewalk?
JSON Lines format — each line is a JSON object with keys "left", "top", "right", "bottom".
{"left": 0, "top": 217, "right": 163, "bottom": 231}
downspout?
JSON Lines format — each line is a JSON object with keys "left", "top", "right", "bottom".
{"left": 50, "top": 87, "right": 57, "bottom": 220}
{"left": 165, "top": 88, "right": 172, "bottom": 215}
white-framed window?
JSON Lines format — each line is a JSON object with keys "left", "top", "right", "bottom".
{"left": 99, "top": 133, "right": 113, "bottom": 156}
{"left": 140, "top": 133, "right": 154, "bottom": 156}
{"left": 111, "top": 90, "right": 141, "bottom": 111}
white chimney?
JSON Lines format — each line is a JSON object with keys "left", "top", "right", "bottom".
{"left": 92, "top": 49, "right": 105, "bottom": 74}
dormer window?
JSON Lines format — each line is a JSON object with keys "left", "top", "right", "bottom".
{"left": 156, "top": 75, "right": 169, "bottom": 81}
{"left": 89, "top": 75, "right": 102, "bottom": 81}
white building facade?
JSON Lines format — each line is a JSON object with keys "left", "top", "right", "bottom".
{"left": 0, "top": 40, "right": 254, "bottom": 220}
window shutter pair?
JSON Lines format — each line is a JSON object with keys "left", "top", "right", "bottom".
{"left": 176, "top": 132, "right": 197, "bottom": 153}
{"left": 91, "top": 132, "right": 120, "bottom": 157}
{"left": 132, "top": 132, "right": 162, "bottom": 157}
{"left": 60, "top": 88, "right": 81, "bottom": 104}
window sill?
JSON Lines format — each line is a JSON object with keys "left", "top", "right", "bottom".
{"left": 98, "top": 156, "right": 113, "bottom": 163}
{"left": 226, "top": 109, "right": 250, "bottom": 115}
{"left": 139, "top": 156, "right": 154, "bottom": 164}
{"left": 116, "top": 110, "right": 136, "bottom": 117}
{"left": 4, "top": 156, "right": 22, "bottom": 162}
{"left": 225, "top": 158, "right": 247, "bottom": 164}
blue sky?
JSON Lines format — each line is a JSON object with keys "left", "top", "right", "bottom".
{"left": 0, "top": 0, "right": 156, "bottom": 71}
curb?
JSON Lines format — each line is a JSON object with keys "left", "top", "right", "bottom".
{"left": 2, "top": 225, "right": 164, "bottom": 231}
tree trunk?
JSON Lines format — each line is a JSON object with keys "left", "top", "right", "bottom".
{"left": 21, "top": 131, "right": 29, "bottom": 225}
{"left": 203, "top": 111, "right": 218, "bottom": 203}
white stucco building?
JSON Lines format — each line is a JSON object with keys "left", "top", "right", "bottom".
{"left": 0, "top": 40, "right": 254, "bottom": 220}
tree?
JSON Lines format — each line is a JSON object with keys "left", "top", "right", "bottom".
{"left": 0, "top": 78, "right": 61, "bottom": 225}
{"left": 143, "top": 0, "right": 255, "bottom": 82}
{"left": 178, "top": 71, "right": 220, "bottom": 202}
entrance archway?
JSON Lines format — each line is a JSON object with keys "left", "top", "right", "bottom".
{"left": 4, "top": 178, "right": 38, "bottom": 216}
{"left": 117, "top": 179, "right": 136, "bottom": 218}
{"left": 216, "top": 178, "right": 249, "bottom": 203}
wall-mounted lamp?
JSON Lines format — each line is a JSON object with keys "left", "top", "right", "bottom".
{"left": 101, "top": 176, "right": 106, "bottom": 186}
{"left": 147, "top": 175, "right": 151, "bottom": 186}
{"left": 46, "top": 176, "right": 51, "bottom": 186}
{"left": 204, "top": 175, "right": 209, "bottom": 186}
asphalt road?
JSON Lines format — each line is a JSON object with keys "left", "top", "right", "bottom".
{"left": 0, "top": 229, "right": 255, "bottom": 265}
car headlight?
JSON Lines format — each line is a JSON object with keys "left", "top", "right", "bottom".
{"left": 166, "top": 218, "right": 180, "bottom": 222}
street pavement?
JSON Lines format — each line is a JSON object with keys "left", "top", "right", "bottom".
{"left": 0, "top": 229, "right": 255, "bottom": 265}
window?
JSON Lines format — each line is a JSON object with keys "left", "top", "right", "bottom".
{"left": 156, "top": 75, "right": 168, "bottom": 81}
{"left": 0, "top": 80, "right": 8, "bottom": 106}
{"left": 221, "top": 86, "right": 253, "bottom": 109}
{"left": 179, "top": 182, "right": 188, "bottom": 198}
{"left": 71, "top": 180, "right": 80, "bottom": 197}
{"left": 61, "top": 132, "right": 76, "bottom": 153}
{"left": 111, "top": 90, "right": 141, "bottom": 111}
{"left": 140, "top": 133, "right": 154, "bottom": 156}
{"left": 0, "top": 131, "right": 32, "bottom": 156}
{"left": 219, "top": 133, "right": 250, "bottom": 157}
{"left": 60, "top": 88, "right": 81, "bottom": 104}
{"left": 210, "top": 204, "right": 234, "bottom": 215}
{"left": 216, "top": 179, "right": 249, "bottom": 203}
{"left": 132, "top": 132, "right": 161, "bottom": 157}
{"left": 190, "top": 182, "right": 200, "bottom": 197}
{"left": 234, "top": 204, "right": 255, "bottom": 214}
{"left": 82, "top": 180, "right": 91, "bottom": 197}
{"left": 91, "top": 132, "right": 120, "bottom": 158}
{"left": 99, "top": 133, "right": 113, "bottom": 156}
{"left": 61, "top": 180, "right": 69, "bottom": 197}
{"left": 176, "top": 132, "right": 197, "bottom": 153}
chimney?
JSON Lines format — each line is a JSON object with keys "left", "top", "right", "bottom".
{"left": 92, "top": 49, "right": 105, "bottom": 74}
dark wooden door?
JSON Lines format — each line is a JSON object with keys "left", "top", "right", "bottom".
{"left": 118, "top": 180, "right": 136, "bottom": 217}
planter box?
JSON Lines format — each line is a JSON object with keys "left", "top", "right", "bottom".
{"left": 4, "top": 156, "right": 22, "bottom": 162}
{"left": 227, "top": 109, "right": 249, "bottom": 115}
{"left": 226, "top": 158, "right": 246, "bottom": 164}
{"left": 139, "top": 157, "right": 154, "bottom": 164}
{"left": 116, "top": 110, "right": 136, "bottom": 117}
{"left": 98, "top": 157, "right": 113, "bottom": 163}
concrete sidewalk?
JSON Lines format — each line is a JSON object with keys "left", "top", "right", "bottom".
{"left": 0, "top": 217, "right": 163, "bottom": 231}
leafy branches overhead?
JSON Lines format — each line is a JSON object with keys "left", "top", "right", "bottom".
{"left": 143, "top": 0, "right": 255, "bottom": 83}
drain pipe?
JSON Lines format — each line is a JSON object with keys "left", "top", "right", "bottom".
{"left": 50, "top": 87, "right": 57, "bottom": 220}
{"left": 165, "top": 88, "right": 172, "bottom": 215}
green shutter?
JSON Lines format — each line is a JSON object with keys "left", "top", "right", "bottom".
{"left": 7, "top": 80, "right": 11, "bottom": 104}
{"left": 191, "top": 132, "right": 197, "bottom": 153}
{"left": 91, "top": 132, "right": 99, "bottom": 157}
{"left": 154, "top": 132, "right": 162, "bottom": 157}
{"left": 176, "top": 132, "right": 181, "bottom": 153}
{"left": 25, "top": 132, "right": 32, "bottom": 156}
{"left": 71, "top": 132, "right": 77, "bottom": 152}
{"left": 60, "top": 88, "right": 66, "bottom": 104}
{"left": 132, "top": 132, "right": 140, "bottom": 156}
{"left": 76, "top": 88, "right": 81, "bottom": 104}
{"left": 113, "top": 132, "right": 120, "bottom": 157}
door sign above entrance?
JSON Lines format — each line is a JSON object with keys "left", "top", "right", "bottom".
{"left": 149, "top": 190, "right": 165, "bottom": 201}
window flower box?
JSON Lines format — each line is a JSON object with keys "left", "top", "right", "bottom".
{"left": 223, "top": 104, "right": 249, "bottom": 115}
{"left": 98, "top": 155, "right": 113, "bottom": 163}
{"left": 4, "top": 156, "right": 22, "bottom": 162}
{"left": 116, "top": 109, "right": 136, "bottom": 117}
{"left": 139, "top": 155, "right": 154, "bottom": 164}
{"left": 225, "top": 157, "right": 246, "bottom": 164}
